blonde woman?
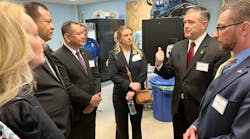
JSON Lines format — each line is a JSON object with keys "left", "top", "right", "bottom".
{"left": 113, "top": 30, "right": 118, "bottom": 43}
{"left": 0, "top": 2, "right": 64, "bottom": 139}
{"left": 108, "top": 25, "right": 147, "bottom": 139}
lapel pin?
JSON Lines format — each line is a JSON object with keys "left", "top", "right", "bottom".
{"left": 237, "top": 69, "right": 242, "bottom": 74}
{"left": 200, "top": 50, "right": 204, "bottom": 54}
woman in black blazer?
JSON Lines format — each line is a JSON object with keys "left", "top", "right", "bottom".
{"left": 108, "top": 25, "right": 147, "bottom": 139}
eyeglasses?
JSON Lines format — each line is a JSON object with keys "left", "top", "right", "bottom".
{"left": 216, "top": 21, "right": 244, "bottom": 30}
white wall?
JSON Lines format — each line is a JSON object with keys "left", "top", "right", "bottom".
{"left": 78, "top": 1, "right": 126, "bottom": 21}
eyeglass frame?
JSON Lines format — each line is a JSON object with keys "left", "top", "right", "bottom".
{"left": 216, "top": 21, "right": 244, "bottom": 30}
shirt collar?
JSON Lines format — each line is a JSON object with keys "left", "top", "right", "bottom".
{"left": 189, "top": 32, "right": 207, "bottom": 48}
{"left": 234, "top": 48, "right": 250, "bottom": 66}
{"left": 64, "top": 42, "right": 79, "bottom": 55}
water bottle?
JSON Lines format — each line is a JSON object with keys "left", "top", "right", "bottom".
{"left": 127, "top": 100, "right": 137, "bottom": 115}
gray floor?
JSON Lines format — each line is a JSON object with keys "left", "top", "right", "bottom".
{"left": 96, "top": 81, "right": 174, "bottom": 139}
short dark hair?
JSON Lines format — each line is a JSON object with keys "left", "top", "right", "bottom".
{"left": 61, "top": 21, "right": 79, "bottom": 36}
{"left": 221, "top": 1, "right": 250, "bottom": 23}
{"left": 23, "top": 2, "right": 48, "bottom": 21}
{"left": 186, "top": 6, "right": 210, "bottom": 22}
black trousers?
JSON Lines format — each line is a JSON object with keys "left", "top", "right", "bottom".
{"left": 70, "top": 110, "right": 96, "bottom": 139}
{"left": 173, "top": 99, "right": 199, "bottom": 139}
{"left": 113, "top": 95, "right": 143, "bottom": 139}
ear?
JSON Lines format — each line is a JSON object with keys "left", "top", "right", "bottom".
{"left": 202, "top": 21, "right": 208, "bottom": 30}
{"left": 64, "top": 33, "right": 71, "bottom": 43}
{"left": 241, "top": 21, "right": 250, "bottom": 35}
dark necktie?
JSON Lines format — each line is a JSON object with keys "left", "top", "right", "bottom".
{"left": 76, "top": 51, "right": 88, "bottom": 73}
{"left": 187, "top": 42, "right": 196, "bottom": 68}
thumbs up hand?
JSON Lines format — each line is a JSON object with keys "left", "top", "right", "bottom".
{"left": 155, "top": 47, "right": 164, "bottom": 67}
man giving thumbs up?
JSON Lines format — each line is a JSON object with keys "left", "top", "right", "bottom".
{"left": 154, "top": 6, "right": 230, "bottom": 139}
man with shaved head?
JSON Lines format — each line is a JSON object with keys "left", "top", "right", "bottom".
{"left": 24, "top": 2, "right": 71, "bottom": 138}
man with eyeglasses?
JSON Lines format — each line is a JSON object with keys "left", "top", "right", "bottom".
{"left": 184, "top": 1, "right": 250, "bottom": 139}
{"left": 216, "top": 21, "right": 244, "bottom": 31}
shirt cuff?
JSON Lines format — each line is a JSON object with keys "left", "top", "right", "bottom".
{"left": 191, "top": 125, "right": 197, "bottom": 131}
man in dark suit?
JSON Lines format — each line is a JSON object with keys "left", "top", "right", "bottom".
{"left": 24, "top": 2, "right": 71, "bottom": 138}
{"left": 155, "top": 6, "right": 230, "bottom": 139}
{"left": 52, "top": 21, "right": 102, "bottom": 139}
{"left": 184, "top": 1, "right": 250, "bottom": 139}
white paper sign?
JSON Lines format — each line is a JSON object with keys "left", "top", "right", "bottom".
{"left": 132, "top": 54, "right": 142, "bottom": 62}
{"left": 89, "top": 60, "right": 95, "bottom": 67}
{"left": 212, "top": 94, "right": 228, "bottom": 115}
{"left": 196, "top": 62, "right": 209, "bottom": 72}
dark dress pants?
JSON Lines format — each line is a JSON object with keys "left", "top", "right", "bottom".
{"left": 173, "top": 98, "right": 199, "bottom": 139}
{"left": 113, "top": 95, "right": 143, "bottom": 139}
{"left": 70, "top": 110, "right": 96, "bottom": 139}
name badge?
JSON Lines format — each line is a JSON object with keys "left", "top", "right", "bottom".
{"left": 132, "top": 54, "right": 142, "bottom": 62}
{"left": 212, "top": 94, "right": 228, "bottom": 115}
{"left": 196, "top": 62, "right": 209, "bottom": 72}
{"left": 89, "top": 60, "right": 95, "bottom": 67}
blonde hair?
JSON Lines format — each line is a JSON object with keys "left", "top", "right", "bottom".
{"left": 114, "top": 25, "right": 143, "bottom": 57}
{"left": 0, "top": 1, "right": 33, "bottom": 106}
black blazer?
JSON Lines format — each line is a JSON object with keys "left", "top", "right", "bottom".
{"left": 52, "top": 45, "right": 101, "bottom": 122}
{"left": 155, "top": 35, "right": 230, "bottom": 116}
{"left": 108, "top": 50, "right": 147, "bottom": 99}
{"left": 33, "top": 52, "right": 71, "bottom": 138}
{"left": 0, "top": 90, "right": 65, "bottom": 139}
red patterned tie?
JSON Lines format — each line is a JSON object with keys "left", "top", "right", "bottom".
{"left": 76, "top": 51, "right": 88, "bottom": 74}
{"left": 187, "top": 42, "right": 196, "bottom": 68}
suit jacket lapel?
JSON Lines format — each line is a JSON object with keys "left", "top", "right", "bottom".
{"left": 45, "top": 53, "right": 62, "bottom": 81}
{"left": 118, "top": 50, "right": 129, "bottom": 66}
{"left": 184, "top": 36, "right": 208, "bottom": 79}
{"left": 128, "top": 50, "right": 134, "bottom": 67}
{"left": 201, "top": 58, "right": 249, "bottom": 110}
{"left": 62, "top": 45, "right": 88, "bottom": 76}
{"left": 42, "top": 62, "right": 57, "bottom": 80}
{"left": 179, "top": 40, "right": 189, "bottom": 77}
{"left": 42, "top": 57, "right": 61, "bottom": 82}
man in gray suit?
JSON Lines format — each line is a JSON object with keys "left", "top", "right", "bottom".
{"left": 155, "top": 6, "right": 230, "bottom": 139}
{"left": 52, "top": 21, "right": 101, "bottom": 139}
{"left": 184, "top": 1, "right": 250, "bottom": 139}
{"left": 24, "top": 2, "right": 71, "bottom": 138}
